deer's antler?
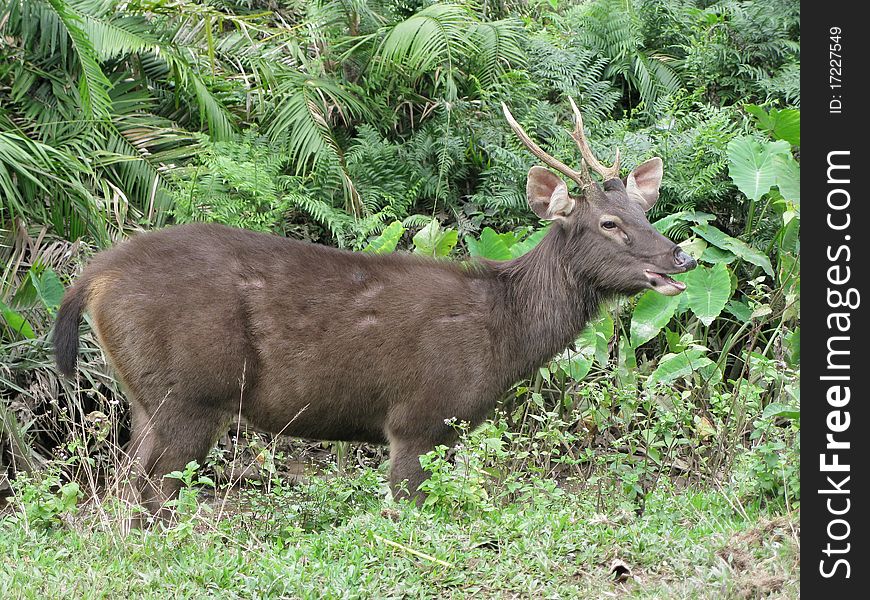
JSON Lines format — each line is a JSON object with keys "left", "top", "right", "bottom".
{"left": 501, "top": 102, "right": 590, "bottom": 189}
{"left": 502, "top": 99, "right": 621, "bottom": 189}
{"left": 567, "top": 97, "right": 620, "bottom": 181}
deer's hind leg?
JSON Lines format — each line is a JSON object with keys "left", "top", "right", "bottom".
{"left": 122, "top": 395, "right": 229, "bottom": 525}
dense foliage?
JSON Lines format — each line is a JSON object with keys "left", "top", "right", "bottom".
{"left": 1, "top": 0, "right": 799, "bottom": 548}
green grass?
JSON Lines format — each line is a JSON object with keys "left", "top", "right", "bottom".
{"left": 0, "top": 468, "right": 799, "bottom": 599}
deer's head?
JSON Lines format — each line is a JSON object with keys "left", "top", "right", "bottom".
{"left": 503, "top": 100, "right": 696, "bottom": 296}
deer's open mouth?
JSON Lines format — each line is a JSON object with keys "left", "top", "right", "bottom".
{"left": 644, "top": 270, "right": 687, "bottom": 296}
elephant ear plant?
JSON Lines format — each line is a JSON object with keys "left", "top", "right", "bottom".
{"left": 52, "top": 99, "right": 695, "bottom": 523}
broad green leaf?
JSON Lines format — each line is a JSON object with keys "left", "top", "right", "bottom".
{"left": 665, "top": 329, "right": 691, "bottom": 353}
{"left": 773, "top": 154, "right": 800, "bottom": 206}
{"left": 725, "top": 300, "right": 753, "bottom": 323}
{"left": 412, "top": 219, "right": 458, "bottom": 257}
{"left": 434, "top": 230, "right": 459, "bottom": 257}
{"left": 762, "top": 402, "right": 800, "bottom": 421}
{"left": 770, "top": 109, "right": 801, "bottom": 146}
{"left": 678, "top": 237, "right": 706, "bottom": 261}
{"left": 593, "top": 311, "right": 614, "bottom": 366}
{"left": 363, "top": 221, "right": 405, "bottom": 254}
{"left": 569, "top": 309, "right": 614, "bottom": 364}
{"left": 727, "top": 136, "right": 791, "bottom": 201}
{"left": 783, "top": 288, "right": 800, "bottom": 323}
{"left": 700, "top": 245, "right": 737, "bottom": 265}
{"left": 553, "top": 318, "right": 607, "bottom": 381}
{"left": 559, "top": 355, "right": 593, "bottom": 381}
{"left": 652, "top": 211, "right": 715, "bottom": 234}
{"left": 465, "top": 227, "right": 512, "bottom": 261}
{"left": 780, "top": 217, "right": 800, "bottom": 255}
{"left": 617, "top": 337, "right": 637, "bottom": 386}
{"left": 509, "top": 227, "right": 549, "bottom": 258}
{"left": 32, "top": 269, "right": 65, "bottom": 312}
{"left": 692, "top": 224, "right": 773, "bottom": 277}
{"left": 496, "top": 230, "right": 523, "bottom": 248}
{"left": 575, "top": 323, "right": 598, "bottom": 352}
{"left": 785, "top": 327, "right": 800, "bottom": 366}
{"left": 412, "top": 219, "right": 441, "bottom": 255}
{"left": 675, "top": 288, "right": 690, "bottom": 316}
{"left": 10, "top": 274, "right": 38, "bottom": 308}
{"left": 552, "top": 346, "right": 594, "bottom": 381}
{"left": 630, "top": 291, "right": 680, "bottom": 348}
{"left": 700, "top": 359, "right": 723, "bottom": 388}
{"left": 679, "top": 263, "right": 732, "bottom": 326}
{"left": 779, "top": 251, "right": 800, "bottom": 322}
{"left": 0, "top": 301, "right": 36, "bottom": 339}
{"left": 189, "top": 75, "right": 236, "bottom": 142}
{"left": 646, "top": 349, "right": 713, "bottom": 387}
{"left": 745, "top": 105, "right": 800, "bottom": 146}
{"left": 779, "top": 251, "right": 800, "bottom": 288}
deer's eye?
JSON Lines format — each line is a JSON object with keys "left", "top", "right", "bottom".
{"left": 601, "top": 221, "right": 617, "bottom": 230}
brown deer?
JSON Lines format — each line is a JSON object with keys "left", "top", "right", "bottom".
{"left": 53, "top": 99, "right": 695, "bottom": 515}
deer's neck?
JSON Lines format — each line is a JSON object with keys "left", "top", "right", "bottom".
{"left": 491, "top": 227, "right": 605, "bottom": 383}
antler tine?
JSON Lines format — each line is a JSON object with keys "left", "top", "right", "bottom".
{"left": 568, "top": 97, "right": 621, "bottom": 181}
{"left": 501, "top": 102, "right": 588, "bottom": 189}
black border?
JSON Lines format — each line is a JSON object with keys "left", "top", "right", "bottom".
{"left": 803, "top": 3, "right": 869, "bottom": 594}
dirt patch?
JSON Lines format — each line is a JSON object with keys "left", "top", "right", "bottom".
{"left": 733, "top": 573, "right": 787, "bottom": 599}
{"left": 731, "top": 516, "right": 798, "bottom": 545}
{"left": 717, "top": 516, "right": 800, "bottom": 598}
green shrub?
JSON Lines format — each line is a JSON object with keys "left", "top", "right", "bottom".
{"left": 8, "top": 469, "right": 82, "bottom": 530}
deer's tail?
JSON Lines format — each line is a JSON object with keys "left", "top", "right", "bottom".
{"left": 52, "top": 279, "right": 90, "bottom": 377}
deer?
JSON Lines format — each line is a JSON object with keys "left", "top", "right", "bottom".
{"left": 52, "top": 99, "right": 696, "bottom": 518}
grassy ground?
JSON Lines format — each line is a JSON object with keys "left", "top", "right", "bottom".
{"left": 0, "top": 466, "right": 799, "bottom": 599}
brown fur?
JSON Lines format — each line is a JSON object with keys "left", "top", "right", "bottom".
{"left": 53, "top": 164, "right": 695, "bottom": 513}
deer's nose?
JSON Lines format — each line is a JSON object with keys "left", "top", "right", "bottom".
{"left": 674, "top": 248, "right": 697, "bottom": 271}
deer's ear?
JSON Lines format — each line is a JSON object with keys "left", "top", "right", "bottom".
{"left": 625, "top": 157, "right": 663, "bottom": 212}
{"left": 526, "top": 166, "right": 575, "bottom": 221}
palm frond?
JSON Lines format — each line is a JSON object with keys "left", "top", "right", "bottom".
{"left": 467, "top": 18, "right": 525, "bottom": 88}
{"left": 41, "top": 0, "right": 114, "bottom": 120}
{"left": 373, "top": 4, "right": 476, "bottom": 100}
{"left": 74, "top": 8, "right": 157, "bottom": 60}
{"left": 0, "top": 126, "right": 105, "bottom": 242}
{"left": 266, "top": 73, "right": 369, "bottom": 215}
